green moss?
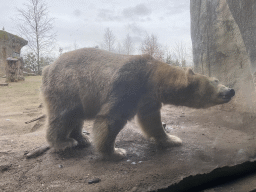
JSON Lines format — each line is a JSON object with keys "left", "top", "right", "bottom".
{"left": 0, "top": 30, "right": 28, "bottom": 45}
{"left": 14, "top": 34, "right": 26, "bottom": 42}
{"left": 0, "top": 30, "right": 9, "bottom": 40}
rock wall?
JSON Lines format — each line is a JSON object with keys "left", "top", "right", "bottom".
{"left": 190, "top": 0, "right": 256, "bottom": 111}
{"left": 0, "top": 30, "right": 27, "bottom": 77}
{"left": 227, "top": 0, "right": 256, "bottom": 74}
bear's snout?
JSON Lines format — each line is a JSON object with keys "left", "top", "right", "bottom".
{"left": 228, "top": 88, "right": 235, "bottom": 97}
{"left": 219, "top": 88, "right": 235, "bottom": 101}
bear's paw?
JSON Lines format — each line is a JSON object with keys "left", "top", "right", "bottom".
{"left": 157, "top": 135, "right": 182, "bottom": 148}
{"left": 52, "top": 138, "right": 79, "bottom": 151}
{"left": 73, "top": 135, "right": 91, "bottom": 149}
{"left": 103, "top": 148, "right": 127, "bottom": 161}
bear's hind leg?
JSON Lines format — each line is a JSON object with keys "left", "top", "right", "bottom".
{"left": 69, "top": 119, "right": 91, "bottom": 148}
{"left": 46, "top": 104, "right": 88, "bottom": 150}
{"left": 137, "top": 108, "right": 182, "bottom": 147}
{"left": 46, "top": 114, "right": 84, "bottom": 150}
{"left": 93, "top": 116, "right": 127, "bottom": 160}
{"left": 46, "top": 119, "right": 78, "bottom": 150}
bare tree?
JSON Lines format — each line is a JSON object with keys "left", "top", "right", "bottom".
{"left": 73, "top": 40, "right": 79, "bottom": 50}
{"left": 123, "top": 34, "right": 134, "bottom": 55}
{"left": 172, "top": 41, "right": 188, "bottom": 67}
{"left": 116, "top": 42, "right": 123, "bottom": 54}
{"left": 103, "top": 28, "right": 115, "bottom": 52}
{"left": 16, "top": 0, "right": 56, "bottom": 75}
{"left": 164, "top": 48, "right": 175, "bottom": 65}
{"left": 140, "top": 34, "right": 164, "bottom": 61}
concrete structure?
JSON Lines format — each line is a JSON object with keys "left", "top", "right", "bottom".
{"left": 6, "top": 57, "right": 25, "bottom": 82}
{"left": 0, "top": 30, "right": 28, "bottom": 77}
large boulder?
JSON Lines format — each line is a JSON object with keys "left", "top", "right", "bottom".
{"left": 190, "top": 0, "right": 256, "bottom": 111}
{"left": 227, "top": 0, "right": 256, "bottom": 74}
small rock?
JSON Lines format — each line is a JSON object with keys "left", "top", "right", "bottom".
{"left": 131, "top": 162, "right": 136, "bottom": 165}
{"left": 88, "top": 178, "right": 101, "bottom": 184}
{"left": 130, "top": 187, "right": 138, "bottom": 192}
{"left": 162, "top": 122, "right": 166, "bottom": 128}
{"left": 0, "top": 164, "right": 12, "bottom": 172}
{"left": 6, "top": 119, "right": 10, "bottom": 121}
{"left": 138, "top": 161, "right": 142, "bottom": 163}
{"left": 58, "top": 165, "right": 63, "bottom": 168}
{"left": 127, "top": 159, "right": 131, "bottom": 162}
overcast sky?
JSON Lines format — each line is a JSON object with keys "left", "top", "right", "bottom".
{"left": 1, "top": 0, "right": 191, "bottom": 57}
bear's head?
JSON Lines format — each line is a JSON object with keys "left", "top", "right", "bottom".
{"left": 182, "top": 68, "right": 235, "bottom": 109}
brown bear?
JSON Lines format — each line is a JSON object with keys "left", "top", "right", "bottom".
{"left": 41, "top": 48, "right": 235, "bottom": 160}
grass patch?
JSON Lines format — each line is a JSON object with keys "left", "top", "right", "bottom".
{"left": 0, "top": 76, "right": 43, "bottom": 114}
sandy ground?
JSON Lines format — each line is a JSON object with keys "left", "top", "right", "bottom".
{"left": 1, "top": 76, "right": 256, "bottom": 192}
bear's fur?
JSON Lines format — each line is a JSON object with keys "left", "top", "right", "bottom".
{"left": 41, "top": 48, "right": 235, "bottom": 160}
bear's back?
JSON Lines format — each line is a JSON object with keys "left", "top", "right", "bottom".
{"left": 42, "top": 48, "right": 131, "bottom": 90}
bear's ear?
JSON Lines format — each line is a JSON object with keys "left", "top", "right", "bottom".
{"left": 186, "top": 68, "right": 195, "bottom": 76}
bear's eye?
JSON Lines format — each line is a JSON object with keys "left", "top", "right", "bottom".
{"left": 213, "top": 79, "right": 219, "bottom": 84}
{"left": 210, "top": 79, "right": 219, "bottom": 86}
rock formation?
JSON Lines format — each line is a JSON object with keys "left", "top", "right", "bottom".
{"left": 0, "top": 30, "right": 28, "bottom": 77}
{"left": 190, "top": 0, "right": 256, "bottom": 111}
{"left": 226, "top": 0, "right": 256, "bottom": 74}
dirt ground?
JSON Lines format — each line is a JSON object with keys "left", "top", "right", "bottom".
{"left": 1, "top": 76, "right": 256, "bottom": 192}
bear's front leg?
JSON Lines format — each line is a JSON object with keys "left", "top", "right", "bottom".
{"left": 93, "top": 116, "right": 127, "bottom": 161}
{"left": 137, "top": 105, "right": 182, "bottom": 148}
